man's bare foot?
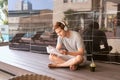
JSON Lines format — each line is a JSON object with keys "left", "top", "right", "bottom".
{"left": 49, "top": 54, "right": 65, "bottom": 64}
{"left": 48, "top": 64, "right": 57, "bottom": 69}
{"left": 69, "top": 65, "right": 78, "bottom": 71}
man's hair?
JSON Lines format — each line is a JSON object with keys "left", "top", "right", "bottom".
{"left": 89, "top": 21, "right": 99, "bottom": 29}
{"left": 53, "top": 22, "right": 65, "bottom": 31}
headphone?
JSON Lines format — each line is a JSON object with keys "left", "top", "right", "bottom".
{"left": 60, "top": 21, "right": 68, "bottom": 31}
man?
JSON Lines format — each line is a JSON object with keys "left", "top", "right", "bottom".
{"left": 83, "top": 21, "right": 112, "bottom": 54}
{"left": 48, "top": 21, "right": 86, "bottom": 71}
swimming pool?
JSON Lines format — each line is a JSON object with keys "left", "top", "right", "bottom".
{"left": 1, "top": 34, "right": 9, "bottom": 42}
{"left": 1, "top": 33, "right": 35, "bottom": 42}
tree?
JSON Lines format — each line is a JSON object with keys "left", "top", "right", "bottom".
{"left": 64, "top": 9, "right": 79, "bottom": 29}
{"left": 0, "top": 0, "right": 8, "bottom": 25}
{"left": 64, "top": 9, "right": 86, "bottom": 30}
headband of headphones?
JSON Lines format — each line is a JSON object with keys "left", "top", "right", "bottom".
{"left": 60, "top": 21, "right": 68, "bottom": 31}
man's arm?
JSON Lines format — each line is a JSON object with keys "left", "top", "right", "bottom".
{"left": 56, "top": 43, "right": 62, "bottom": 50}
{"left": 56, "top": 43, "right": 84, "bottom": 56}
{"left": 67, "top": 48, "right": 84, "bottom": 56}
{"left": 101, "top": 31, "right": 109, "bottom": 49}
{"left": 56, "top": 43, "right": 68, "bottom": 55}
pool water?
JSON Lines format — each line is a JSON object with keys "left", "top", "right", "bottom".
{"left": 1, "top": 33, "right": 35, "bottom": 42}
{"left": 1, "top": 34, "right": 9, "bottom": 42}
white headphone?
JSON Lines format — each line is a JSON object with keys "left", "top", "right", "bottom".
{"left": 60, "top": 21, "right": 68, "bottom": 31}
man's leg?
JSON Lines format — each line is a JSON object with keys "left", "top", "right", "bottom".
{"left": 56, "top": 55, "right": 83, "bottom": 67}
{"left": 49, "top": 55, "right": 84, "bottom": 70}
{"left": 49, "top": 54, "right": 66, "bottom": 64}
{"left": 101, "top": 46, "right": 113, "bottom": 54}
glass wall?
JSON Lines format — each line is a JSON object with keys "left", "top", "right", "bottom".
{"left": 8, "top": 0, "right": 120, "bottom": 63}
{"left": 9, "top": 10, "right": 57, "bottom": 53}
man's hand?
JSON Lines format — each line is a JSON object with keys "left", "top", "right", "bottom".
{"left": 59, "top": 49, "right": 68, "bottom": 55}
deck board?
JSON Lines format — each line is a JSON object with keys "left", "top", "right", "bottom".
{"left": 0, "top": 71, "right": 13, "bottom": 80}
{"left": 0, "top": 46, "right": 120, "bottom": 80}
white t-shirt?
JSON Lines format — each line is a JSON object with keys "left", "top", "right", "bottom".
{"left": 57, "top": 31, "right": 86, "bottom": 65}
{"left": 57, "top": 31, "right": 84, "bottom": 52}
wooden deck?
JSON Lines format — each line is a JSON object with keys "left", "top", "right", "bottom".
{"left": 0, "top": 46, "right": 120, "bottom": 80}
{"left": 0, "top": 71, "right": 13, "bottom": 80}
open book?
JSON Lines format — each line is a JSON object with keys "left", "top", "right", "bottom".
{"left": 46, "top": 45, "right": 62, "bottom": 56}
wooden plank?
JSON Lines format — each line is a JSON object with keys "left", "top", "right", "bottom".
{"left": 0, "top": 62, "right": 34, "bottom": 76}
{"left": 0, "top": 71, "right": 13, "bottom": 80}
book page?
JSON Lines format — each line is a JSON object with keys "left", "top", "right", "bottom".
{"left": 46, "top": 45, "right": 62, "bottom": 56}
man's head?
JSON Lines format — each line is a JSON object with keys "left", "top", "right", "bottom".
{"left": 53, "top": 22, "right": 68, "bottom": 38}
{"left": 89, "top": 21, "right": 99, "bottom": 29}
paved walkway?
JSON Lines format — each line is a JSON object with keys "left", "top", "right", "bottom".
{"left": 105, "top": 26, "right": 120, "bottom": 53}
{"left": 108, "top": 39, "right": 120, "bottom": 53}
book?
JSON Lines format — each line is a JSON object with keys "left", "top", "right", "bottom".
{"left": 46, "top": 45, "right": 62, "bottom": 56}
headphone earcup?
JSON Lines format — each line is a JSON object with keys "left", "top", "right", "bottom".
{"left": 60, "top": 21, "right": 68, "bottom": 31}
{"left": 64, "top": 26, "right": 68, "bottom": 31}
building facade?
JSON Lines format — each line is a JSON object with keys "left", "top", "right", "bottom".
{"left": 9, "top": 10, "right": 53, "bottom": 36}
{"left": 53, "top": 0, "right": 120, "bottom": 29}
{"left": 15, "top": 0, "right": 32, "bottom": 11}
{"left": 53, "top": 0, "right": 92, "bottom": 26}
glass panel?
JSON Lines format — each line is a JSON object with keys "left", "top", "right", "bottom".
{"left": 30, "top": 11, "right": 56, "bottom": 53}
{"left": 9, "top": 12, "right": 31, "bottom": 51}
{"left": 8, "top": 0, "right": 120, "bottom": 63}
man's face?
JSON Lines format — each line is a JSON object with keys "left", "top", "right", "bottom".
{"left": 55, "top": 27, "right": 65, "bottom": 38}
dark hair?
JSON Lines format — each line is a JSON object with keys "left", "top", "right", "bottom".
{"left": 89, "top": 21, "right": 99, "bottom": 29}
{"left": 53, "top": 22, "right": 65, "bottom": 31}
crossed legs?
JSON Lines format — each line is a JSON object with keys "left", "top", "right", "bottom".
{"left": 48, "top": 54, "right": 84, "bottom": 70}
